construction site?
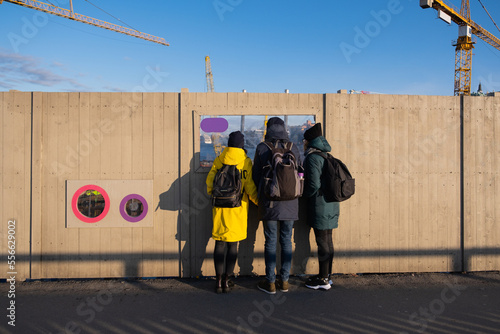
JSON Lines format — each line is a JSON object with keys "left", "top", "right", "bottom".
{"left": 0, "top": 0, "right": 499, "bottom": 281}
{"left": 1, "top": 1, "right": 500, "bottom": 334}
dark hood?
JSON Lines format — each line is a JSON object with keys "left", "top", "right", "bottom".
{"left": 264, "top": 117, "right": 288, "bottom": 141}
{"left": 306, "top": 136, "right": 331, "bottom": 153}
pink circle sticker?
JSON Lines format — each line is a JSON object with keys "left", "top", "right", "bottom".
{"left": 71, "top": 185, "right": 110, "bottom": 223}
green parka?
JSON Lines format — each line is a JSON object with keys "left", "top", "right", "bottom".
{"left": 303, "top": 136, "right": 340, "bottom": 230}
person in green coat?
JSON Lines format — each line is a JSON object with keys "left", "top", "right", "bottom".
{"left": 302, "top": 123, "right": 340, "bottom": 290}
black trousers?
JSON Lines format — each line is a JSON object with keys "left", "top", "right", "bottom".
{"left": 213, "top": 240, "right": 238, "bottom": 276}
{"left": 313, "top": 228, "right": 334, "bottom": 279}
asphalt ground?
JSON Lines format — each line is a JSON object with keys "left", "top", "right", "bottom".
{"left": 1, "top": 272, "right": 500, "bottom": 334}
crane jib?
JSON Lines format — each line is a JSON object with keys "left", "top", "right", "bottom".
{"left": 2, "top": 0, "right": 169, "bottom": 46}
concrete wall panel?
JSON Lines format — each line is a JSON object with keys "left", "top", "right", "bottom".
{"left": 0, "top": 92, "right": 32, "bottom": 281}
{"left": 0, "top": 91, "right": 498, "bottom": 280}
{"left": 464, "top": 96, "right": 500, "bottom": 271}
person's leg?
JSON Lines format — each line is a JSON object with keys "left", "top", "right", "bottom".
{"left": 258, "top": 220, "right": 278, "bottom": 294}
{"left": 278, "top": 220, "right": 294, "bottom": 282}
{"left": 313, "top": 228, "right": 330, "bottom": 279}
{"left": 263, "top": 220, "right": 278, "bottom": 283}
{"left": 214, "top": 240, "right": 225, "bottom": 276}
{"left": 326, "top": 229, "right": 334, "bottom": 279}
{"left": 224, "top": 241, "right": 238, "bottom": 276}
{"left": 221, "top": 241, "right": 238, "bottom": 293}
{"left": 305, "top": 229, "right": 331, "bottom": 290}
{"left": 213, "top": 240, "right": 225, "bottom": 293}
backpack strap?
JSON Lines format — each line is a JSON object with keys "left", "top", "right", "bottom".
{"left": 262, "top": 142, "right": 274, "bottom": 166}
{"left": 311, "top": 151, "right": 327, "bottom": 159}
{"left": 310, "top": 151, "right": 328, "bottom": 170}
{"left": 263, "top": 141, "right": 274, "bottom": 151}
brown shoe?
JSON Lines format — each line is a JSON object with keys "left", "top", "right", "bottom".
{"left": 257, "top": 279, "right": 276, "bottom": 294}
{"left": 277, "top": 279, "right": 289, "bottom": 292}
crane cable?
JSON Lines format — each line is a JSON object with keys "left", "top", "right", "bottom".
{"left": 82, "top": 0, "right": 140, "bottom": 32}
{"left": 23, "top": 0, "right": 138, "bottom": 32}
{"left": 477, "top": 0, "right": 500, "bottom": 34}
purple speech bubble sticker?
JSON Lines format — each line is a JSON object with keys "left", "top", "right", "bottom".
{"left": 200, "top": 117, "right": 228, "bottom": 133}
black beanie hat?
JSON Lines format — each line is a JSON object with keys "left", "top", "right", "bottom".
{"left": 304, "top": 123, "right": 322, "bottom": 142}
{"left": 228, "top": 131, "right": 245, "bottom": 148}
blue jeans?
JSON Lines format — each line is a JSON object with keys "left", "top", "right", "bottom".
{"left": 263, "top": 220, "right": 294, "bottom": 283}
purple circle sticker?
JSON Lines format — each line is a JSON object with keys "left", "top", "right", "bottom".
{"left": 120, "top": 194, "right": 148, "bottom": 223}
{"left": 200, "top": 117, "right": 228, "bottom": 133}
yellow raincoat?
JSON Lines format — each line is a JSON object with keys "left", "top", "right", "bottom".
{"left": 206, "top": 147, "right": 258, "bottom": 242}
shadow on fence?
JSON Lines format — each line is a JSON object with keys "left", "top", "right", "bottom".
{"left": 10, "top": 246, "right": 500, "bottom": 280}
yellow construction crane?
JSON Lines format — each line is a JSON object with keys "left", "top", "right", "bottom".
{"left": 204, "top": 56, "right": 222, "bottom": 155}
{"left": 262, "top": 115, "right": 268, "bottom": 142}
{"left": 205, "top": 55, "right": 215, "bottom": 93}
{"left": 1, "top": 0, "right": 168, "bottom": 46}
{"left": 421, "top": 0, "right": 500, "bottom": 95}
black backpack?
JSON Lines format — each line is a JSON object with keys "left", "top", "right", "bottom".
{"left": 312, "top": 152, "right": 355, "bottom": 202}
{"left": 211, "top": 164, "right": 242, "bottom": 208}
{"left": 261, "top": 141, "right": 303, "bottom": 201}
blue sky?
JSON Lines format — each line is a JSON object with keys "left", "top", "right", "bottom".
{"left": 0, "top": 0, "right": 499, "bottom": 96}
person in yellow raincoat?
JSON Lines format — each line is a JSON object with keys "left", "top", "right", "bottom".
{"left": 206, "top": 131, "right": 258, "bottom": 293}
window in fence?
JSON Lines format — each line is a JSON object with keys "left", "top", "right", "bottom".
{"left": 199, "top": 115, "right": 316, "bottom": 168}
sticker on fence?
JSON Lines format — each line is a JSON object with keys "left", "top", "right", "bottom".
{"left": 66, "top": 180, "right": 153, "bottom": 228}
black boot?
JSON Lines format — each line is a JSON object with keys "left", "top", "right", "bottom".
{"left": 215, "top": 274, "right": 222, "bottom": 294}
{"left": 222, "top": 274, "right": 231, "bottom": 293}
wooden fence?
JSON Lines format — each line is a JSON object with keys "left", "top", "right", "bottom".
{"left": 1, "top": 91, "right": 498, "bottom": 280}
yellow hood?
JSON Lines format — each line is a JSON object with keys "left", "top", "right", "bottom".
{"left": 218, "top": 147, "right": 247, "bottom": 166}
